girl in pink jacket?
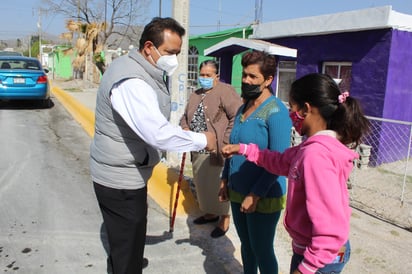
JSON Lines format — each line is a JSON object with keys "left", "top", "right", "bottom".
{"left": 222, "top": 73, "right": 370, "bottom": 274}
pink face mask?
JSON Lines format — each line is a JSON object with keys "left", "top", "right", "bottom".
{"left": 289, "top": 111, "right": 305, "bottom": 135}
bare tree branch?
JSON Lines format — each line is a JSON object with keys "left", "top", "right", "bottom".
{"left": 43, "top": 0, "right": 151, "bottom": 48}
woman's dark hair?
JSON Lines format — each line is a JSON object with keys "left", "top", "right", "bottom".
{"left": 289, "top": 73, "right": 370, "bottom": 147}
{"left": 241, "top": 50, "right": 277, "bottom": 79}
{"left": 139, "top": 17, "right": 185, "bottom": 50}
{"left": 199, "top": 59, "right": 219, "bottom": 74}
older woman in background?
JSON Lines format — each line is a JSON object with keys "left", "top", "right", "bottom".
{"left": 180, "top": 60, "right": 242, "bottom": 238}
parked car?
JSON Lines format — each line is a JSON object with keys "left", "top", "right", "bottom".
{"left": 0, "top": 51, "right": 23, "bottom": 56}
{"left": 0, "top": 56, "right": 51, "bottom": 107}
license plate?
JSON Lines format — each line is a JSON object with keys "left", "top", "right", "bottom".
{"left": 13, "top": 78, "right": 25, "bottom": 84}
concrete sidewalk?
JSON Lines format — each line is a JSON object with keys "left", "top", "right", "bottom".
{"left": 50, "top": 79, "right": 412, "bottom": 274}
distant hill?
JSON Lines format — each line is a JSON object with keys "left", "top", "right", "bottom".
{"left": 0, "top": 32, "right": 66, "bottom": 51}
{"left": 0, "top": 25, "right": 144, "bottom": 53}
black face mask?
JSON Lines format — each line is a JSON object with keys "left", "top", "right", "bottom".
{"left": 241, "top": 82, "right": 262, "bottom": 100}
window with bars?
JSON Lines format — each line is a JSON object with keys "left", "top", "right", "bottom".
{"left": 187, "top": 46, "right": 199, "bottom": 94}
{"left": 277, "top": 61, "right": 296, "bottom": 103}
{"left": 322, "top": 62, "right": 352, "bottom": 92}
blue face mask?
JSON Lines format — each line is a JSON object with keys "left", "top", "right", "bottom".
{"left": 198, "top": 77, "right": 214, "bottom": 90}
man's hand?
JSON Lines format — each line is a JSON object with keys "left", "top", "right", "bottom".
{"left": 203, "top": 131, "right": 216, "bottom": 152}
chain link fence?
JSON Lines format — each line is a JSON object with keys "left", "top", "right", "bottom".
{"left": 184, "top": 115, "right": 412, "bottom": 230}
{"left": 349, "top": 116, "right": 412, "bottom": 230}
{"left": 290, "top": 116, "right": 412, "bottom": 230}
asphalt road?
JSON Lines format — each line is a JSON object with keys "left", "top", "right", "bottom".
{"left": 0, "top": 99, "right": 107, "bottom": 273}
{"left": 0, "top": 98, "right": 241, "bottom": 274}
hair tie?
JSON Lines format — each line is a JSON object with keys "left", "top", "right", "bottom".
{"left": 338, "top": 91, "right": 349, "bottom": 104}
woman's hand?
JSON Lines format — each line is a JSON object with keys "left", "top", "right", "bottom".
{"left": 221, "top": 144, "right": 240, "bottom": 158}
{"left": 240, "top": 193, "right": 260, "bottom": 213}
{"left": 218, "top": 180, "right": 229, "bottom": 202}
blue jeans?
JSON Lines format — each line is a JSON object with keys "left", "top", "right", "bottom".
{"left": 289, "top": 241, "right": 351, "bottom": 274}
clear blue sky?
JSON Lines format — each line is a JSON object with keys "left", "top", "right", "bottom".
{"left": 2, "top": 0, "right": 412, "bottom": 40}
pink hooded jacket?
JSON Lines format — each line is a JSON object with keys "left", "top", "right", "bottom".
{"left": 240, "top": 131, "right": 357, "bottom": 274}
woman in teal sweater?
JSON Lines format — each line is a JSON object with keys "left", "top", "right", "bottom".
{"left": 219, "top": 50, "right": 291, "bottom": 274}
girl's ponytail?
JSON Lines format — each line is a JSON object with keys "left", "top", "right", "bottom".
{"left": 330, "top": 96, "right": 370, "bottom": 147}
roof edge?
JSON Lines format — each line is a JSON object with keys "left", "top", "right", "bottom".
{"left": 250, "top": 5, "right": 412, "bottom": 39}
{"left": 204, "top": 37, "right": 297, "bottom": 57}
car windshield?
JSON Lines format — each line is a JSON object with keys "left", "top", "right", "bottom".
{"left": 0, "top": 60, "right": 40, "bottom": 70}
{"left": 0, "top": 51, "right": 23, "bottom": 56}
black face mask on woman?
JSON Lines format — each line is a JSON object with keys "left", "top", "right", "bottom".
{"left": 241, "top": 82, "right": 262, "bottom": 100}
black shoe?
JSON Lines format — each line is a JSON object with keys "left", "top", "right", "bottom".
{"left": 193, "top": 215, "right": 219, "bottom": 225}
{"left": 210, "top": 227, "right": 228, "bottom": 238}
{"left": 143, "top": 257, "right": 149, "bottom": 269}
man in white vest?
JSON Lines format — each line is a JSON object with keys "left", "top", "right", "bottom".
{"left": 90, "top": 17, "right": 216, "bottom": 274}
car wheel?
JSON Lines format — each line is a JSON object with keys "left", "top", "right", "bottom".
{"left": 42, "top": 98, "right": 52, "bottom": 108}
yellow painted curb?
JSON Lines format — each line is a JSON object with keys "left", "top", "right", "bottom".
{"left": 148, "top": 163, "right": 199, "bottom": 216}
{"left": 51, "top": 86, "right": 95, "bottom": 137}
{"left": 51, "top": 84, "right": 198, "bottom": 216}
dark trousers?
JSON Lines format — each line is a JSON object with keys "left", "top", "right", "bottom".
{"left": 231, "top": 202, "right": 281, "bottom": 274}
{"left": 94, "top": 182, "right": 148, "bottom": 274}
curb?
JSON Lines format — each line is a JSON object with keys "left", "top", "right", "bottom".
{"left": 51, "top": 86, "right": 95, "bottom": 137}
{"left": 51, "top": 85, "right": 198, "bottom": 216}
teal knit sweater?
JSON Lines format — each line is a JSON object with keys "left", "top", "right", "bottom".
{"left": 221, "top": 96, "right": 292, "bottom": 212}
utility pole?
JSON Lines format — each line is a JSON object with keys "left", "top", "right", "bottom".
{"left": 28, "top": 35, "right": 32, "bottom": 57}
{"left": 255, "top": 0, "right": 263, "bottom": 24}
{"left": 217, "top": 0, "right": 221, "bottom": 31}
{"left": 105, "top": 0, "right": 107, "bottom": 25}
{"left": 37, "top": 9, "right": 42, "bottom": 64}
{"left": 167, "top": 0, "right": 190, "bottom": 166}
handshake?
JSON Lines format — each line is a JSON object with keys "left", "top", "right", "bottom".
{"left": 198, "top": 131, "right": 240, "bottom": 157}
{"left": 195, "top": 131, "right": 239, "bottom": 158}
{"left": 221, "top": 144, "right": 240, "bottom": 158}
{"left": 203, "top": 131, "right": 240, "bottom": 157}
{"left": 183, "top": 128, "right": 218, "bottom": 152}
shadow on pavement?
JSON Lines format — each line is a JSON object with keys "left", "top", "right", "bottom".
{"left": 0, "top": 99, "right": 55, "bottom": 109}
